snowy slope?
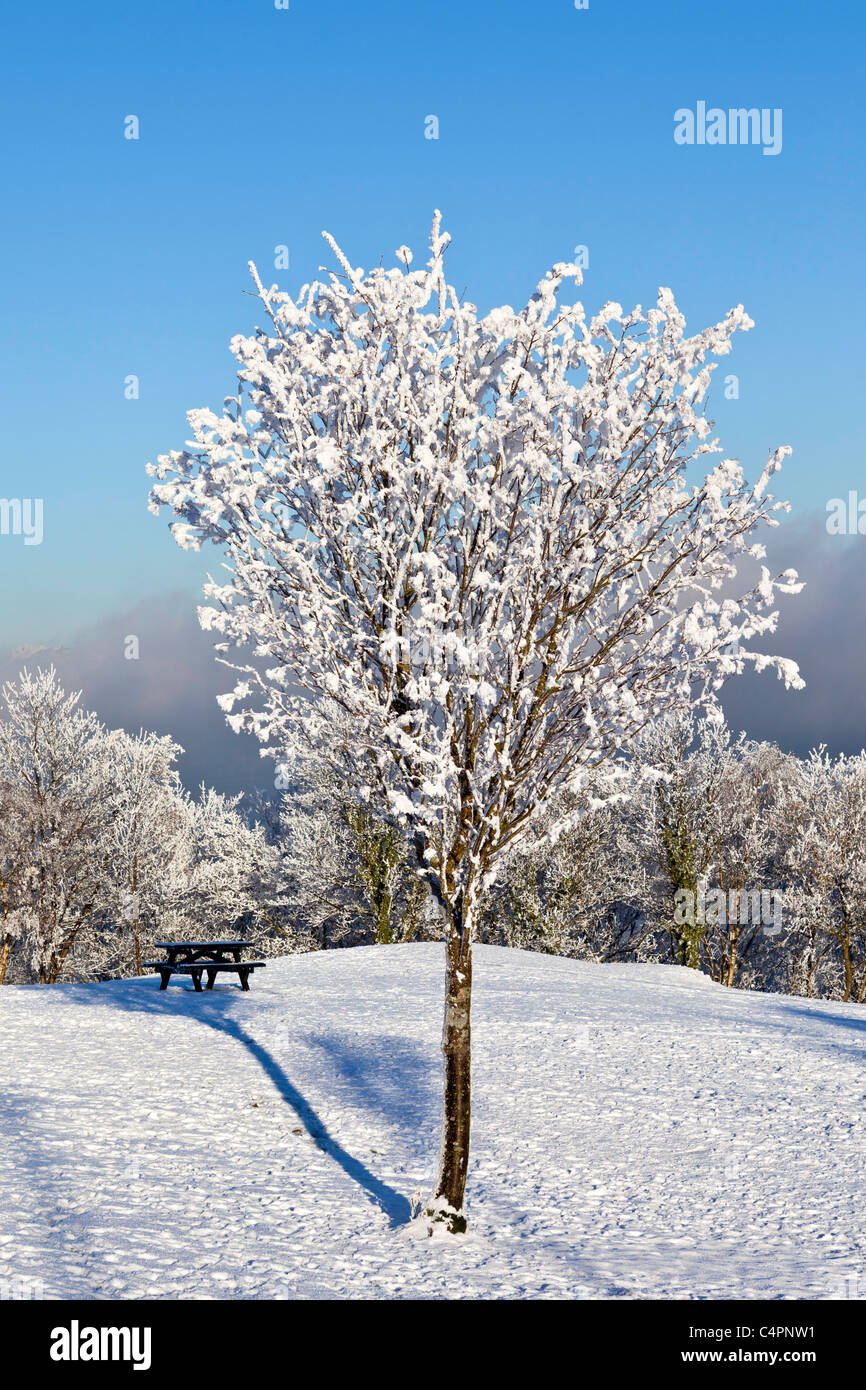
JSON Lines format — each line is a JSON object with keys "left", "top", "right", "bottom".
{"left": 1, "top": 943, "right": 865, "bottom": 1300}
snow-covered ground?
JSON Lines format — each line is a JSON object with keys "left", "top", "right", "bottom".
{"left": 2, "top": 943, "right": 865, "bottom": 1300}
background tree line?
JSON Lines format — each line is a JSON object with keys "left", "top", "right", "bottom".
{"left": 1, "top": 667, "right": 863, "bottom": 1003}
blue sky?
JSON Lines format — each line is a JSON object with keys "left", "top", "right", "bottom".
{"left": 0, "top": 0, "right": 863, "bottom": 780}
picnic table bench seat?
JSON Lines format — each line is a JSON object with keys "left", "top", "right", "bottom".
{"left": 144, "top": 944, "right": 266, "bottom": 992}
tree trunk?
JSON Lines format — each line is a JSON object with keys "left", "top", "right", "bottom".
{"left": 375, "top": 885, "right": 394, "bottom": 945}
{"left": 133, "top": 912, "right": 143, "bottom": 977}
{"left": 724, "top": 923, "right": 740, "bottom": 988}
{"left": 841, "top": 929, "right": 854, "bottom": 1003}
{"left": 677, "top": 924, "right": 702, "bottom": 970}
{"left": 428, "top": 912, "right": 472, "bottom": 1233}
{"left": 0, "top": 933, "right": 12, "bottom": 985}
{"left": 132, "top": 862, "right": 143, "bottom": 975}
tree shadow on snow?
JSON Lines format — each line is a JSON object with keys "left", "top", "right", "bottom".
{"left": 301, "top": 1031, "right": 438, "bottom": 1141}
{"left": 201, "top": 1010, "right": 418, "bottom": 1228}
{"left": 768, "top": 1001, "right": 866, "bottom": 1041}
{"left": 67, "top": 977, "right": 417, "bottom": 1229}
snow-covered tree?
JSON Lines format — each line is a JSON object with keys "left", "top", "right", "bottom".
{"left": 0, "top": 671, "right": 311, "bottom": 984}
{"left": 89, "top": 728, "right": 187, "bottom": 977}
{"left": 777, "top": 750, "right": 866, "bottom": 1002}
{"left": 627, "top": 712, "right": 792, "bottom": 982}
{"left": 149, "top": 214, "right": 802, "bottom": 1230}
{"left": 0, "top": 669, "right": 115, "bottom": 984}
{"left": 261, "top": 754, "right": 433, "bottom": 949}
{"left": 0, "top": 778, "right": 33, "bottom": 985}
{"left": 162, "top": 786, "right": 295, "bottom": 956}
{"left": 701, "top": 738, "right": 795, "bottom": 989}
{"left": 486, "top": 781, "right": 646, "bottom": 961}
{"left": 627, "top": 712, "right": 727, "bottom": 969}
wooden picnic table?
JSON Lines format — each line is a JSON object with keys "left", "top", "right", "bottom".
{"left": 145, "top": 941, "right": 266, "bottom": 992}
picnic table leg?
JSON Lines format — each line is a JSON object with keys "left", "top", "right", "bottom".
{"left": 205, "top": 967, "right": 217, "bottom": 991}
{"left": 190, "top": 967, "right": 204, "bottom": 992}
{"left": 158, "top": 968, "right": 171, "bottom": 991}
{"left": 238, "top": 966, "right": 251, "bottom": 992}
